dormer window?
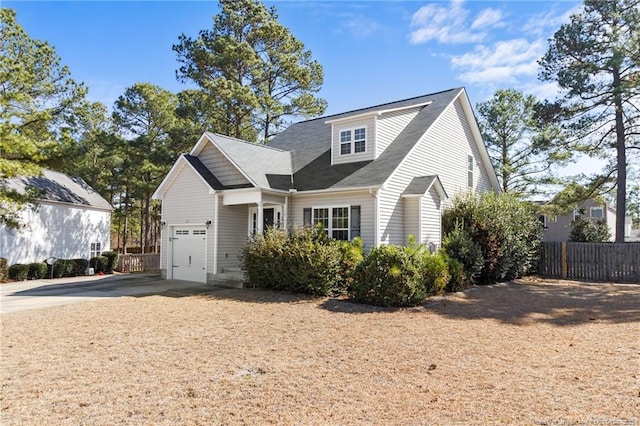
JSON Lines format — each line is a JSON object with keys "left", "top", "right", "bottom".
{"left": 340, "top": 127, "right": 366, "bottom": 155}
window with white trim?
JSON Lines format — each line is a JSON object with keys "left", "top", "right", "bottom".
{"left": 339, "top": 127, "right": 366, "bottom": 155}
{"left": 590, "top": 207, "right": 604, "bottom": 218}
{"left": 303, "top": 205, "right": 360, "bottom": 241}
{"left": 90, "top": 242, "right": 102, "bottom": 258}
{"left": 467, "top": 154, "right": 474, "bottom": 188}
{"left": 573, "top": 209, "right": 584, "bottom": 220}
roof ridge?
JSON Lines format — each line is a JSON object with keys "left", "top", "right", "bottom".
{"left": 294, "top": 87, "right": 461, "bottom": 124}
{"left": 207, "top": 132, "right": 288, "bottom": 153}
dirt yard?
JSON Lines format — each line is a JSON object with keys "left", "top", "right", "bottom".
{"left": 1, "top": 279, "right": 638, "bottom": 425}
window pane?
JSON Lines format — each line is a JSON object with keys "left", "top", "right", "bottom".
{"left": 340, "top": 143, "right": 351, "bottom": 155}
{"left": 591, "top": 208, "right": 603, "bottom": 218}
{"left": 340, "top": 130, "right": 351, "bottom": 142}
{"left": 350, "top": 206, "right": 361, "bottom": 238}
{"left": 313, "top": 208, "right": 329, "bottom": 229}
{"left": 354, "top": 128, "right": 366, "bottom": 140}
{"left": 354, "top": 140, "right": 365, "bottom": 153}
{"left": 332, "top": 230, "right": 349, "bottom": 241}
{"left": 332, "top": 207, "right": 348, "bottom": 228}
{"left": 468, "top": 154, "right": 474, "bottom": 171}
{"left": 468, "top": 170, "right": 473, "bottom": 188}
{"left": 303, "top": 208, "right": 312, "bottom": 225}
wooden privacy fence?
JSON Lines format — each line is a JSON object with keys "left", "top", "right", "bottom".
{"left": 116, "top": 254, "right": 160, "bottom": 273}
{"left": 538, "top": 242, "right": 640, "bottom": 283}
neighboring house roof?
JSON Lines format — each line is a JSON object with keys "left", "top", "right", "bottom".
{"left": 3, "top": 169, "right": 112, "bottom": 211}
{"left": 402, "top": 175, "right": 448, "bottom": 199}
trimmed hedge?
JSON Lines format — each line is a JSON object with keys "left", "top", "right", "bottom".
{"left": 241, "top": 226, "right": 358, "bottom": 296}
{"left": 8, "top": 264, "right": 29, "bottom": 281}
{"left": 0, "top": 257, "right": 7, "bottom": 281}
{"left": 101, "top": 251, "right": 119, "bottom": 273}
{"left": 28, "top": 262, "right": 48, "bottom": 280}
{"left": 89, "top": 256, "right": 108, "bottom": 274}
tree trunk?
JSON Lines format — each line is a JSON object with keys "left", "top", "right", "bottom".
{"left": 612, "top": 66, "right": 627, "bottom": 243}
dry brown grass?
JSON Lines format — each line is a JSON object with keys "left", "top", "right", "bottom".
{"left": 1, "top": 279, "right": 639, "bottom": 425}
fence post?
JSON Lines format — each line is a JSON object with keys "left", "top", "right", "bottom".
{"left": 561, "top": 241, "right": 568, "bottom": 280}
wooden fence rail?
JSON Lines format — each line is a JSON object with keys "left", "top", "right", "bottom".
{"left": 116, "top": 254, "right": 161, "bottom": 273}
{"left": 538, "top": 242, "right": 640, "bottom": 283}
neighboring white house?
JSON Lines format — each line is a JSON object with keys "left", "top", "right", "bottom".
{"left": 152, "top": 88, "right": 501, "bottom": 283}
{"left": 0, "top": 169, "right": 112, "bottom": 266}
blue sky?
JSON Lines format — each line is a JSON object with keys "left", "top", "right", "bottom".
{"left": 6, "top": 0, "right": 605, "bottom": 176}
{"left": 5, "top": 0, "right": 583, "bottom": 113}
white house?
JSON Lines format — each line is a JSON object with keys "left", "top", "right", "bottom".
{"left": 0, "top": 169, "right": 112, "bottom": 266}
{"left": 153, "top": 88, "right": 501, "bottom": 283}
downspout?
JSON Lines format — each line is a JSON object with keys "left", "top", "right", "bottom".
{"left": 213, "top": 192, "right": 219, "bottom": 276}
{"left": 370, "top": 188, "right": 380, "bottom": 247}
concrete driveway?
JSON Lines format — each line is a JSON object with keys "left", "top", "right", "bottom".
{"left": 0, "top": 273, "right": 211, "bottom": 314}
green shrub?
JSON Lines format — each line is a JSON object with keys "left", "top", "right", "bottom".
{"left": 101, "top": 251, "right": 119, "bottom": 272}
{"left": 444, "top": 255, "right": 470, "bottom": 293}
{"left": 351, "top": 245, "right": 427, "bottom": 307}
{"left": 8, "top": 264, "right": 29, "bottom": 281}
{"left": 0, "top": 258, "right": 7, "bottom": 282}
{"left": 421, "top": 251, "right": 450, "bottom": 296}
{"left": 51, "top": 259, "right": 76, "bottom": 278}
{"left": 28, "top": 262, "right": 48, "bottom": 279}
{"left": 89, "top": 256, "right": 108, "bottom": 273}
{"left": 240, "top": 226, "right": 345, "bottom": 296}
{"left": 335, "top": 237, "right": 365, "bottom": 292}
{"left": 443, "top": 222, "right": 484, "bottom": 283}
{"left": 70, "top": 259, "right": 89, "bottom": 275}
{"left": 442, "top": 192, "right": 543, "bottom": 284}
{"left": 569, "top": 217, "right": 611, "bottom": 242}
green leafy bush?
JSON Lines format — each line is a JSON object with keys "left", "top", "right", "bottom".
{"left": 8, "top": 264, "right": 29, "bottom": 281}
{"left": 443, "top": 222, "right": 484, "bottom": 284}
{"left": 335, "top": 237, "right": 365, "bottom": 292}
{"left": 101, "top": 251, "right": 119, "bottom": 272}
{"left": 70, "top": 259, "right": 89, "bottom": 275}
{"left": 51, "top": 259, "right": 76, "bottom": 278}
{"left": 442, "top": 192, "right": 543, "bottom": 285}
{"left": 240, "top": 226, "right": 346, "bottom": 296}
{"left": 89, "top": 256, "right": 108, "bottom": 274}
{"left": 569, "top": 217, "right": 611, "bottom": 242}
{"left": 444, "top": 255, "right": 468, "bottom": 293}
{"left": 0, "top": 258, "right": 7, "bottom": 282}
{"left": 28, "top": 262, "right": 48, "bottom": 279}
{"left": 350, "top": 240, "right": 449, "bottom": 307}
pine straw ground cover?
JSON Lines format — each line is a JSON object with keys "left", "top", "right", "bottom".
{"left": 1, "top": 279, "right": 638, "bottom": 425}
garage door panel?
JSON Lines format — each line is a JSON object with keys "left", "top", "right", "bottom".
{"left": 171, "top": 227, "right": 206, "bottom": 282}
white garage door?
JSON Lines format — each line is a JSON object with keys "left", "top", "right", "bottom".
{"left": 171, "top": 227, "right": 207, "bottom": 282}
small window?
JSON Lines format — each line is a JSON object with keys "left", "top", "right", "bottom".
{"left": 175, "top": 230, "right": 189, "bottom": 236}
{"left": 331, "top": 207, "right": 349, "bottom": 240}
{"left": 548, "top": 215, "right": 557, "bottom": 223}
{"left": 354, "top": 128, "right": 366, "bottom": 153}
{"left": 573, "top": 209, "right": 584, "bottom": 220}
{"left": 90, "top": 242, "right": 102, "bottom": 258}
{"left": 303, "top": 208, "right": 312, "bottom": 226}
{"left": 313, "top": 208, "right": 329, "bottom": 229}
{"left": 590, "top": 207, "right": 604, "bottom": 218}
{"left": 193, "top": 230, "right": 206, "bottom": 235}
{"left": 350, "top": 206, "right": 361, "bottom": 238}
{"left": 467, "top": 154, "right": 474, "bottom": 188}
{"left": 340, "top": 130, "right": 351, "bottom": 155}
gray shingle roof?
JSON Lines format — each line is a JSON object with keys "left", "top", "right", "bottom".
{"left": 4, "top": 169, "right": 112, "bottom": 210}
{"left": 268, "top": 88, "right": 462, "bottom": 191}
{"left": 205, "top": 132, "right": 292, "bottom": 190}
{"left": 402, "top": 175, "right": 448, "bottom": 198}
{"left": 183, "top": 154, "right": 253, "bottom": 190}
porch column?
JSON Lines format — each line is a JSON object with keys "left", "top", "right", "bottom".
{"left": 284, "top": 195, "right": 289, "bottom": 230}
{"left": 213, "top": 193, "right": 219, "bottom": 276}
{"left": 257, "top": 201, "right": 264, "bottom": 234}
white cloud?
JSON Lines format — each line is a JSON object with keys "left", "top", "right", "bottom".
{"left": 522, "top": 4, "right": 582, "bottom": 36}
{"left": 340, "top": 13, "right": 380, "bottom": 39}
{"left": 409, "top": 0, "right": 502, "bottom": 44}
{"left": 471, "top": 8, "right": 503, "bottom": 30}
{"left": 451, "top": 38, "right": 545, "bottom": 85}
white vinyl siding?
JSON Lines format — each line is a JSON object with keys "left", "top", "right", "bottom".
{"left": 216, "top": 204, "right": 247, "bottom": 273}
{"left": 289, "top": 191, "right": 375, "bottom": 249}
{"left": 159, "top": 165, "right": 215, "bottom": 275}
{"left": 0, "top": 203, "right": 111, "bottom": 266}
{"left": 403, "top": 197, "right": 420, "bottom": 244}
{"left": 197, "top": 141, "right": 250, "bottom": 186}
{"left": 331, "top": 116, "right": 375, "bottom": 165}
{"left": 421, "top": 187, "right": 442, "bottom": 247}
{"left": 376, "top": 107, "right": 421, "bottom": 157}
{"left": 379, "top": 98, "right": 492, "bottom": 245}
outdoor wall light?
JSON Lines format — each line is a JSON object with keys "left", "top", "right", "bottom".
{"left": 205, "top": 220, "right": 212, "bottom": 228}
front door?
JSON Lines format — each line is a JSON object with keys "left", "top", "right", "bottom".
{"left": 249, "top": 206, "right": 282, "bottom": 235}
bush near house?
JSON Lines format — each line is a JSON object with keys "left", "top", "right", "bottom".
{"left": 350, "top": 241, "right": 449, "bottom": 307}
{"left": 101, "top": 251, "right": 119, "bottom": 273}
{"left": 28, "top": 262, "right": 48, "bottom": 280}
{"left": 442, "top": 192, "right": 543, "bottom": 285}
{"left": 89, "top": 256, "right": 108, "bottom": 274}
{"left": 569, "top": 216, "right": 611, "bottom": 242}
{"left": 0, "top": 258, "right": 7, "bottom": 281}
{"left": 8, "top": 264, "right": 29, "bottom": 281}
{"left": 241, "top": 226, "right": 355, "bottom": 296}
